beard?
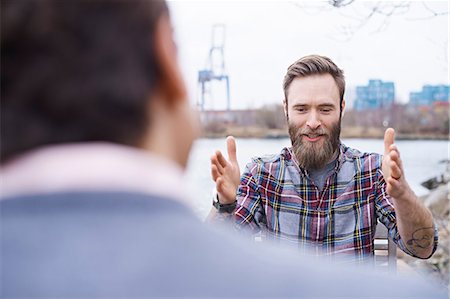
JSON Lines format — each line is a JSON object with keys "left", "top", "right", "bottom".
{"left": 288, "top": 119, "right": 341, "bottom": 171}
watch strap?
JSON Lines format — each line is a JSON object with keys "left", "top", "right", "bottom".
{"left": 213, "top": 193, "right": 237, "bottom": 213}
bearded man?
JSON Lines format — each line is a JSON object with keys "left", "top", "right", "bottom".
{"left": 208, "top": 55, "right": 437, "bottom": 262}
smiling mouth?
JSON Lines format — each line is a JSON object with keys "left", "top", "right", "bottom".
{"left": 303, "top": 134, "right": 323, "bottom": 142}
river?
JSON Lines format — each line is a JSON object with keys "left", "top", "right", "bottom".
{"left": 185, "top": 138, "right": 449, "bottom": 219}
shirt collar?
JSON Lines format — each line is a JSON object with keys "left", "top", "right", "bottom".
{"left": 0, "top": 143, "right": 192, "bottom": 208}
{"left": 335, "top": 143, "right": 347, "bottom": 172}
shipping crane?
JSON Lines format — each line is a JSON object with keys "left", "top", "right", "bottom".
{"left": 197, "top": 24, "right": 230, "bottom": 111}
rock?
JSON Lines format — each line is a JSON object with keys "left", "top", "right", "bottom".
{"left": 424, "top": 184, "right": 449, "bottom": 219}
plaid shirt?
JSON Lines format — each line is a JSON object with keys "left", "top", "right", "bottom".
{"left": 234, "top": 144, "right": 438, "bottom": 260}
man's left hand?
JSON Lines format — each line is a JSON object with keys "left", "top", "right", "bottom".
{"left": 382, "top": 128, "right": 410, "bottom": 199}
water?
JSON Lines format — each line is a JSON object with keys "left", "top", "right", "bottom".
{"left": 185, "top": 138, "right": 449, "bottom": 219}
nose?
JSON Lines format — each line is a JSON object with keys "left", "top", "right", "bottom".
{"left": 306, "top": 111, "right": 321, "bottom": 130}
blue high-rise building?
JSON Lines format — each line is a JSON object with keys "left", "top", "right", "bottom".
{"left": 409, "top": 85, "right": 450, "bottom": 106}
{"left": 353, "top": 80, "right": 395, "bottom": 111}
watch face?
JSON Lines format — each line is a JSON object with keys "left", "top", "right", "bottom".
{"left": 213, "top": 196, "right": 221, "bottom": 209}
{"left": 213, "top": 194, "right": 222, "bottom": 205}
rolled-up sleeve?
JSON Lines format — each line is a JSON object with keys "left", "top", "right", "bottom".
{"left": 375, "top": 169, "right": 438, "bottom": 258}
{"left": 234, "top": 160, "right": 265, "bottom": 235}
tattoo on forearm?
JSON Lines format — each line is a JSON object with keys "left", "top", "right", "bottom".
{"left": 406, "top": 227, "right": 434, "bottom": 251}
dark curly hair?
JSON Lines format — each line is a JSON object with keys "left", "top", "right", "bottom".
{"left": 1, "top": 0, "right": 168, "bottom": 162}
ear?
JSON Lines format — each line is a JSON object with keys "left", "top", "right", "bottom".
{"left": 341, "top": 99, "right": 346, "bottom": 118}
{"left": 153, "top": 13, "right": 187, "bottom": 105}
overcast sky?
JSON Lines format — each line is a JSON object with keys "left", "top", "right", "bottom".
{"left": 168, "top": 0, "right": 449, "bottom": 110}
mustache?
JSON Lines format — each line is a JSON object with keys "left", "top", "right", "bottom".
{"left": 297, "top": 127, "right": 328, "bottom": 137}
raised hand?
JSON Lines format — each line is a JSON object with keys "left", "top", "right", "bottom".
{"left": 210, "top": 136, "right": 241, "bottom": 204}
{"left": 382, "top": 128, "right": 408, "bottom": 199}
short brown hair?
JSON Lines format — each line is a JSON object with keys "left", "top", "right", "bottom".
{"left": 1, "top": 0, "right": 168, "bottom": 163}
{"left": 283, "top": 55, "right": 345, "bottom": 109}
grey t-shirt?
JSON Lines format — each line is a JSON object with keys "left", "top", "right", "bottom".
{"left": 309, "top": 159, "right": 337, "bottom": 191}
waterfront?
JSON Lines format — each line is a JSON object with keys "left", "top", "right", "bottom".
{"left": 185, "top": 138, "right": 449, "bottom": 219}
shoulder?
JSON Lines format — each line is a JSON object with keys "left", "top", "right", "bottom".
{"left": 340, "top": 143, "right": 382, "bottom": 170}
{"left": 0, "top": 191, "right": 196, "bottom": 222}
{"left": 244, "top": 147, "right": 290, "bottom": 171}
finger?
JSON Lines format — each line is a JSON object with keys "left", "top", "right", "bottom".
{"left": 216, "top": 150, "right": 228, "bottom": 169}
{"left": 387, "top": 176, "right": 403, "bottom": 189}
{"left": 386, "top": 177, "right": 401, "bottom": 195}
{"left": 389, "top": 150, "right": 403, "bottom": 179}
{"left": 390, "top": 162, "right": 402, "bottom": 180}
{"left": 389, "top": 149, "right": 399, "bottom": 162}
{"left": 226, "top": 136, "right": 238, "bottom": 164}
{"left": 384, "top": 128, "right": 395, "bottom": 155}
{"left": 211, "top": 164, "right": 220, "bottom": 182}
{"left": 389, "top": 148, "right": 403, "bottom": 170}
{"left": 389, "top": 144, "right": 400, "bottom": 158}
{"left": 211, "top": 154, "right": 224, "bottom": 174}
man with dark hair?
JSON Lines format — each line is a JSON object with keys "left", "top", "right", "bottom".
{"left": 209, "top": 55, "right": 437, "bottom": 262}
{"left": 1, "top": 1, "right": 444, "bottom": 298}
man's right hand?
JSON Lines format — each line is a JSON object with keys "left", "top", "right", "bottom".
{"left": 210, "top": 136, "right": 241, "bottom": 204}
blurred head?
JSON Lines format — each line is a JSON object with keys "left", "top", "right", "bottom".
{"left": 282, "top": 55, "right": 345, "bottom": 170}
{"left": 1, "top": 0, "right": 198, "bottom": 168}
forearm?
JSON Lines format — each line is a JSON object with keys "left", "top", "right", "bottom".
{"left": 392, "top": 185, "right": 436, "bottom": 258}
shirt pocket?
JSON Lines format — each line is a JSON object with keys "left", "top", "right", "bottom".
{"left": 331, "top": 198, "right": 358, "bottom": 238}
{"left": 266, "top": 193, "right": 305, "bottom": 237}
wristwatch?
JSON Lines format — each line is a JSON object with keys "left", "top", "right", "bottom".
{"left": 212, "top": 193, "right": 237, "bottom": 213}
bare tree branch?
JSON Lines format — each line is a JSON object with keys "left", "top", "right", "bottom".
{"left": 406, "top": 1, "right": 449, "bottom": 20}
{"left": 422, "top": 1, "right": 449, "bottom": 17}
{"left": 329, "top": 0, "right": 355, "bottom": 8}
{"left": 291, "top": 1, "right": 448, "bottom": 42}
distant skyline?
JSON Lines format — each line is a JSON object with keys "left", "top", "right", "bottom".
{"left": 168, "top": 0, "right": 449, "bottom": 110}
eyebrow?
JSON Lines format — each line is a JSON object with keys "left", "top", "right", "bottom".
{"left": 318, "top": 103, "right": 336, "bottom": 108}
{"left": 292, "top": 103, "right": 336, "bottom": 108}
